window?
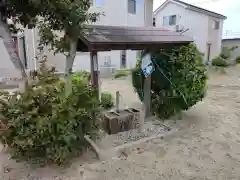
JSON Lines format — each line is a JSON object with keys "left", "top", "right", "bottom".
{"left": 92, "top": 16, "right": 97, "bottom": 22}
{"left": 128, "top": 0, "right": 136, "bottom": 14}
{"left": 163, "top": 15, "right": 176, "bottom": 26}
{"left": 95, "top": 0, "right": 104, "bottom": 6}
{"left": 153, "top": 17, "right": 156, "bottom": 27}
{"left": 213, "top": 20, "right": 220, "bottom": 30}
{"left": 163, "top": 16, "right": 169, "bottom": 26}
{"left": 169, "top": 15, "right": 176, "bottom": 25}
{"left": 104, "top": 56, "right": 111, "bottom": 66}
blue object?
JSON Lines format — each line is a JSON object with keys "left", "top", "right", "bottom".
{"left": 142, "top": 62, "right": 155, "bottom": 77}
{"left": 141, "top": 53, "right": 155, "bottom": 77}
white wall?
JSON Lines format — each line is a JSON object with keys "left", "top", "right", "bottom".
{"left": 73, "top": 0, "right": 152, "bottom": 73}
{"left": 24, "top": 0, "right": 153, "bottom": 73}
{"left": 184, "top": 9, "right": 209, "bottom": 59}
{"left": 154, "top": 2, "right": 187, "bottom": 30}
{"left": 207, "top": 16, "right": 224, "bottom": 60}
{"left": 144, "top": 0, "right": 154, "bottom": 26}
{"left": 0, "top": 38, "right": 15, "bottom": 69}
{"left": 0, "top": 37, "right": 22, "bottom": 79}
{"left": 154, "top": 1, "right": 223, "bottom": 63}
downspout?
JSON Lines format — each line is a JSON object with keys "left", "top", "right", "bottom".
{"left": 32, "top": 29, "right": 37, "bottom": 70}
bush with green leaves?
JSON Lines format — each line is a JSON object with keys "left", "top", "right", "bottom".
{"left": 220, "top": 46, "right": 238, "bottom": 60}
{"left": 114, "top": 69, "right": 130, "bottom": 79}
{"left": 211, "top": 56, "right": 228, "bottom": 67}
{"left": 0, "top": 58, "right": 99, "bottom": 164}
{"left": 101, "top": 92, "right": 114, "bottom": 109}
{"left": 236, "top": 56, "right": 240, "bottom": 64}
{"left": 132, "top": 44, "right": 207, "bottom": 119}
{"left": 72, "top": 71, "right": 91, "bottom": 83}
{"left": 71, "top": 71, "right": 114, "bottom": 109}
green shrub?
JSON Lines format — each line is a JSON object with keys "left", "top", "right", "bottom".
{"left": 236, "top": 56, "right": 240, "bottom": 64}
{"left": 220, "top": 46, "right": 238, "bottom": 60}
{"left": 211, "top": 56, "right": 228, "bottom": 67}
{"left": 101, "top": 92, "right": 114, "bottom": 109}
{"left": 114, "top": 70, "right": 130, "bottom": 79}
{"left": 72, "top": 71, "right": 91, "bottom": 83}
{"left": 132, "top": 44, "right": 207, "bottom": 119}
{"left": 71, "top": 72, "right": 114, "bottom": 109}
{"left": 0, "top": 58, "right": 99, "bottom": 164}
{"left": 219, "top": 52, "right": 229, "bottom": 59}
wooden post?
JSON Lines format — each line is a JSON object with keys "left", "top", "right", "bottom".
{"left": 143, "top": 76, "right": 151, "bottom": 118}
{"left": 116, "top": 91, "right": 120, "bottom": 112}
{"left": 139, "top": 52, "right": 154, "bottom": 132}
{"left": 90, "top": 51, "right": 100, "bottom": 101}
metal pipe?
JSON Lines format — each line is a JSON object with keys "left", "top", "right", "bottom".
{"left": 32, "top": 29, "right": 37, "bottom": 70}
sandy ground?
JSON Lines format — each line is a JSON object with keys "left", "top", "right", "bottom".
{"left": 1, "top": 66, "right": 240, "bottom": 179}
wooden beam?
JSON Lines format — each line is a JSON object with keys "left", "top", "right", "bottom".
{"left": 90, "top": 51, "right": 100, "bottom": 100}
{"left": 143, "top": 76, "right": 151, "bottom": 118}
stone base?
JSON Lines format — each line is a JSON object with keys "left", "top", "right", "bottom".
{"left": 102, "top": 108, "right": 140, "bottom": 135}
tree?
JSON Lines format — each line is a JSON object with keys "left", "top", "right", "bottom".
{"left": 7, "top": 0, "right": 101, "bottom": 95}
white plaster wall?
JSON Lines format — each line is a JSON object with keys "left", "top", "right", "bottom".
{"left": 24, "top": 28, "right": 66, "bottom": 72}
{"left": 0, "top": 38, "right": 22, "bottom": 78}
{"left": 73, "top": 0, "right": 153, "bottom": 73}
{"left": 89, "top": 0, "right": 127, "bottom": 26}
{"left": 24, "top": 28, "right": 38, "bottom": 71}
{"left": 154, "top": 2, "right": 187, "bottom": 31}
{"left": 154, "top": 1, "right": 213, "bottom": 63}
{"left": 25, "top": 0, "right": 154, "bottom": 73}
{"left": 207, "top": 16, "right": 224, "bottom": 60}
{"left": 184, "top": 9, "right": 209, "bottom": 60}
{"left": 0, "top": 38, "right": 15, "bottom": 69}
{"left": 144, "top": 0, "right": 154, "bottom": 26}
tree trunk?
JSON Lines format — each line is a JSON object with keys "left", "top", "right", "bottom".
{"left": 0, "top": 19, "right": 27, "bottom": 77}
{"left": 65, "top": 39, "right": 77, "bottom": 96}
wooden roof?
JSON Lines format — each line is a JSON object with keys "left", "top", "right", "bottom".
{"left": 77, "top": 25, "right": 193, "bottom": 52}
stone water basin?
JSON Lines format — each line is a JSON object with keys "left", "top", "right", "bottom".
{"left": 101, "top": 108, "right": 140, "bottom": 135}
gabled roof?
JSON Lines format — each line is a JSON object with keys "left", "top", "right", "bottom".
{"left": 77, "top": 25, "right": 193, "bottom": 52}
{"left": 154, "top": 0, "right": 227, "bottom": 20}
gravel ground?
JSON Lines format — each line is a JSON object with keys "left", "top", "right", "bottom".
{"left": 1, "top": 67, "right": 240, "bottom": 179}
{"left": 96, "top": 121, "right": 166, "bottom": 148}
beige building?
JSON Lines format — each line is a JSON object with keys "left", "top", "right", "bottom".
{"left": 153, "top": 0, "right": 227, "bottom": 64}
{"left": 22, "top": 0, "right": 154, "bottom": 73}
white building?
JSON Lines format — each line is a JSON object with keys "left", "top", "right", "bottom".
{"left": 21, "top": 0, "right": 154, "bottom": 74}
{"left": 153, "top": 0, "right": 227, "bottom": 63}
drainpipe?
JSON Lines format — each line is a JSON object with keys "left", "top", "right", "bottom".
{"left": 32, "top": 29, "right": 37, "bottom": 70}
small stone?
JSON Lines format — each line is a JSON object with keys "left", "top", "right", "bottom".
{"left": 119, "top": 150, "right": 128, "bottom": 159}
{"left": 3, "top": 165, "right": 12, "bottom": 173}
{"left": 79, "top": 168, "right": 84, "bottom": 177}
{"left": 226, "top": 153, "right": 232, "bottom": 158}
